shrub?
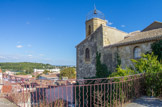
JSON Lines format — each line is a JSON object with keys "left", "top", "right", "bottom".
{"left": 60, "top": 67, "right": 76, "bottom": 79}
{"left": 43, "top": 70, "right": 50, "bottom": 74}
{"left": 110, "top": 66, "right": 135, "bottom": 77}
{"left": 131, "top": 53, "right": 162, "bottom": 73}
{"left": 144, "top": 72, "right": 162, "bottom": 97}
{"left": 96, "top": 52, "right": 110, "bottom": 78}
{"left": 132, "top": 53, "right": 162, "bottom": 97}
{"left": 110, "top": 53, "right": 162, "bottom": 97}
{"left": 151, "top": 40, "right": 162, "bottom": 62}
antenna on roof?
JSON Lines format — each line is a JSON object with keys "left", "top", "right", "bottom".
{"left": 94, "top": 4, "right": 97, "bottom": 14}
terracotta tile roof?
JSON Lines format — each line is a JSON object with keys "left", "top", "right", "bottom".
{"left": 41, "top": 73, "right": 59, "bottom": 78}
{"left": 14, "top": 75, "right": 32, "bottom": 79}
{"left": 108, "top": 28, "right": 162, "bottom": 47}
{"left": 0, "top": 69, "right": 2, "bottom": 73}
{"left": 2, "top": 85, "right": 12, "bottom": 93}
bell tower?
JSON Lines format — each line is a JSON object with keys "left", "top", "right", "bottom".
{"left": 85, "top": 6, "right": 107, "bottom": 38}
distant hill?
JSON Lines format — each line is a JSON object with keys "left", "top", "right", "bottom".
{"left": 0, "top": 62, "right": 69, "bottom": 73}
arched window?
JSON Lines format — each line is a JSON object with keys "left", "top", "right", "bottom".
{"left": 85, "top": 48, "right": 90, "bottom": 61}
{"left": 88, "top": 25, "right": 91, "bottom": 35}
{"left": 134, "top": 47, "right": 141, "bottom": 59}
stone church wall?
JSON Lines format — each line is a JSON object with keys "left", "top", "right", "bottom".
{"left": 115, "top": 41, "right": 154, "bottom": 69}
{"left": 102, "top": 41, "right": 154, "bottom": 72}
{"left": 76, "top": 26, "right": 103, "bottom": 79}
{"left": 102, "top": 26, "right": 128, "bottom": 46}
{"left": 102, "top": 47, "right": 118, "bottom": 72}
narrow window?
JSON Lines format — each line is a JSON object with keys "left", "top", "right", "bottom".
{"left": 85, "top": 48, "right": 90, "bottom": 61}
{"left": 134, "top": 47, "right": 141, "bottom": 59}
{"left": 88, "top": 25, "right": 91, "bottom": 35}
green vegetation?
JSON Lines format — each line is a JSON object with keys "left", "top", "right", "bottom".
{"left": 151, "top": 40, "right": 162, "bottom": 63}
{"left": 43, "top": 70, "right": 51, "bottom": 74}
{"left": 110, "top": 53, "right": 162, "bottom": 97}
{"left": 16, "top": 71, "right": 29, "bottom": 75}
{"left": 60, "top": 67, "right": 76, "bottom": 79}
{"left": 96, "top": 52, "right": 110, "bottom": 78}
{"left": 109, "top": 66, "right": 135, "bottom": 77}
{"left": 110, "top": 53, "right": 162, "bottom": 77}
{"left": 0, "top": 62, "right": 74, "bottom": 75}
{"left": 0, "top": 62, "right": 53, "bottom": 71}
{"left": 116, "top": 52, "right": 121, "bottom": 67}
{"left": 131, "top": 53, "right": 162, "bottom": 73}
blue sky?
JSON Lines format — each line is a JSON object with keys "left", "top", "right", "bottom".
{"left": 0, "top": 0, "right": 162, "bottom": 65}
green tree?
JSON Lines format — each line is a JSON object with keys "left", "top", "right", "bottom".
{"left": 131, "top": 53, "right": 162, "bottom": 73}
{"left": 151, "top": 40, "right": 162, "bottom": 63}
{"left": 96, "top": 52, "right": 110, "bottom": 78}
{"left": 131, "top": 53, "right": 162, "bottom": 96}
{"left": 43, "top": 70, "right": 50, "bottom": 74}
{"left": 116, "top": 52, "right": 121, "bottom": 66}
{"left": 60, "top": 67, "right": 76, "bottom": 79}
{"left": 110, "top": 66, "right": 135, "bottom": 77}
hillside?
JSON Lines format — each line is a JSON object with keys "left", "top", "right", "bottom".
{"left": 0, "top": 62, "right": 69, "bottom": 73}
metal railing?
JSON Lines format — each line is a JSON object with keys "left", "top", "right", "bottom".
{"left": 1, "top": 73, "right": 160, "bottom": 107}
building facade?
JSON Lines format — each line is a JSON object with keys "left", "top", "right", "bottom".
{"left": 76, "top": 8, "right": 162, "bottom": 79}
{"left": 34, "top": 68, "right": 60, "bottom": 74}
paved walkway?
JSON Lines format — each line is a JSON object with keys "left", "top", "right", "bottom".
{"left": 0, "top": 98, "right": 18, "bottom": 107}
{"left": 125, "top": 96, "right": 162, "bottom": 107}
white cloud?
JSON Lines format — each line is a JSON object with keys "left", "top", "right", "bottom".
{"left": 26, "top": 21, "right": 30, "bottom": 25}
{"left": 121, "top": 25, "right": 126, "bottom": 27}
{"left": 107, "top": 21, "right": 113, "bottom": 26}
{"left": 16, "top": 45, "right": 23, "bottom": 48}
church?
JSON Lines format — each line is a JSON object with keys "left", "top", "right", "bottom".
{"left": 76, "top": 8, "right": 162, "bottom": 79}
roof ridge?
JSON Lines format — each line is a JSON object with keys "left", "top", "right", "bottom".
{"left": 142, "top": 21, "right": 162, "bottom": 32}
{"left": 103, "top": 25, "right": 128, "bottom": 34}
{"left": 105, "top": 28, "right": 162, "bottom": 47}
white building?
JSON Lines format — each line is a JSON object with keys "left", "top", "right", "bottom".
{"left": 34, "top": 68, "right": 60, "bottom": 74}
{"left": 5, "top": 70, "right": 16, "bottom": 75}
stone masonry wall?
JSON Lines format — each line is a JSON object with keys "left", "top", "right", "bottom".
{"left": 102, "top": 47, "right": 117, "bottom": 72}
{"left": 117, "top": 41, "right": 154, "bottom": 69}
{"left": 76, "top": 26, "right": 103, "bottom": 79}
{"left": 102, "top": 26, "right": 128, "bottom": 47}
{"left": 103, "top": 41, "right": 155, "bottom": 72}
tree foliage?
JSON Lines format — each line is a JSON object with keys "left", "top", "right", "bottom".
{"left": 131, "top": 53, "right": 162, "bottom": 96}
{"left": 116, "top": 52, "right": 121, "bottom": 67}
{"left": 110, "top": 53, "right": 162, "bottom": 97}
{"left": 110, "top": 53, "right": 162, "bottom": 77}
{"left": 0, "top": 62, "right": 71, "bottom": 75}
{"left": 151, "top": 40, "right": 162, "bottom": 63}
{"left": 96, "top": 52, "right": 110, "bottom": 78}
{"left": 0, "top": 62, "right": 53, "bottom": 71}
{"left": 131, "top": 53, "right": 162, "bottom": 73}
{"left": 60, "top": 67, "right": 76, "bottom": 79}
{"left": 43, "top": 70, "right": 50, "bottom": 74}
{"left": 110, "top": 66, "right": 135, "bottom": 77}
